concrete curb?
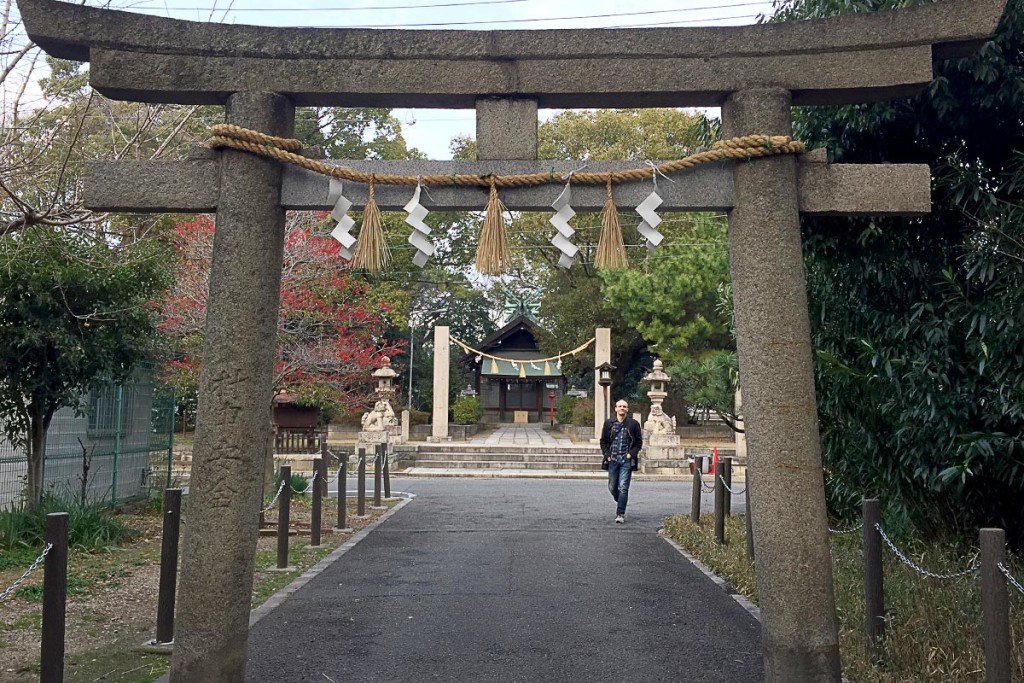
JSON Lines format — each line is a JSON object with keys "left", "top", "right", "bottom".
{"left": 659, "top": 533, "right": 761, "bottom": 622}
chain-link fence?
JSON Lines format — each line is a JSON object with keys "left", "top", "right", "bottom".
{"left": 0, "top": 369, "right": 176, "bottom": 509}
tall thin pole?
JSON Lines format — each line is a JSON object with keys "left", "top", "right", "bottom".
{"left": 863, "top": 498, "right": 884, "bottom": 659}
{"left": 41, "top": 512, "right": 68, "bottom": 683}
{"left": 981, "top": 528, "right": 1010, "bottom": 683}
{"left": 112, "top": 383, "right": 123, "bottom": 507}
{"left": 155, "top": 489, "right": 182, "bottom": 644}
{"left": 408, "top": 323, "right": 415, "bottom": 410}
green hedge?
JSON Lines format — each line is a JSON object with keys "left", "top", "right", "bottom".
{"left": 452, "top": 396, "right": 483, "bottom": 425}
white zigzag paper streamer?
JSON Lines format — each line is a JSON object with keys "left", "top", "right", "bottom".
{"left": 404, "top": 185, "right": 435, "bottom": 268}
{"left": 548, "top": 182, "right": 579, "bottom": 269}
{"left": 328, "top": 179, "right": 356, "bottom": 261}
{"left": 636, "top": 190, "right": 665, "bottom": 252}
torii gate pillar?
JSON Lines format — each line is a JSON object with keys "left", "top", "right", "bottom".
{"left": 170, "top": 92, "right": 294, "bottom": 681}
{"left": 724, "top": 88, "right": 840, "bottom": 679}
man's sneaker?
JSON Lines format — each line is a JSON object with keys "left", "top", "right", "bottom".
{"left": 615, "top": 515, "right": 625, "bottom": 524}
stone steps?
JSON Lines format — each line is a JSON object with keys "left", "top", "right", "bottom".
{"left": 411, "top": 459, "right": 602, "bottom": 471}
{"left": 401, "top": 445, "right": 598, "bottom": 455}
{"left": 411, "top": 452, "right": 601, "bottom": 463}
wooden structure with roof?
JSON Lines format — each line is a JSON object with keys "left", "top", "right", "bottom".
{"left": 471, "top": 314, "right": 566, "bottom": 423}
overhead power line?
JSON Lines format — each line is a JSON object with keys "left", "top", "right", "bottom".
{"left": 129, "top": 0, "right": 532, "bottom": 11}
{"left": 307, "top": 7, "right": 767, "bottom": 29}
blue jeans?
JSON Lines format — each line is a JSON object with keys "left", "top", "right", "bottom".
{"left": 607, "top": 459, "right": 633, "bottom": 515}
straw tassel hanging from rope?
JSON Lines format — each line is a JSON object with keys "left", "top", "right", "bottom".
{"left": 595, "top": 179, "right": 627, "bottom": 269}
{"left": 475, "top": 180, "right": 512, "bottom": 276}
{"left": 352, "top": 178, "right": 392, "bottom": 273}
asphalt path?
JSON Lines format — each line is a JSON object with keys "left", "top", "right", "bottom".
{"left": 246, "top": 477, "right": 762, "bottom": 682}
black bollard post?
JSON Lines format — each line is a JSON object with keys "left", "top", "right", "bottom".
{"left": 981, "top": 528, "right": 1011, "bottom": 683}
{"left": 723, "top": 457, "right": 733, "bottom": 517}
{"left": 311, "top": 458, "right": 323, "bottom": 547}
{"left": 745, "top": 484, "right": 755, "bottom": 562}
{"left": 155, "top": 489, "right": 182, "bottom": 644}
{"left": 357, "top": 447, "right": 367, "bottom": 517}
{"left": 690, "top": 456, "right": 702, "bottom": 524}
{"left": 373, "top": 443, "right": 383, "bottom": 508}
{"left": 863, "top": 498, "right": 884, "bottom": 661}
{"left": 277, "top": 465, "right": 292, "bottom": 569}
{"left": 714, "top": 462, "right": 726, "bottom": 545}
{"left": 336, "top": 456, "right": 351, "bottom": 531}
{"left": 383, "top": 444, "right": 392, "bottom": 499}
{"left": 41, "top": 512, "right": 69, "bottom": 683}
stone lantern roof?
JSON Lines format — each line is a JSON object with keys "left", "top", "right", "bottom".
{"left": 372, "top": 356, "right": 398, "bottom": 381}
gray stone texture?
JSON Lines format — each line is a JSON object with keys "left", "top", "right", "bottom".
{"left": 476, "top": 98, "right": 538, "bottom": 160}
{"left": 168, "top": 92, "right": 294, "bottom": 683}
{"left": 86, "top": 46, "right": 934, "bottom": 107}
{"left": 17, "top": 0, "right": 1008, "bottom": 107}
{"left": 84, "top": 158, "right": 930, "bottom": 215}
{"left": 431, "top": 326, "right": 450, "bottom": 440}
{"left": 20, "top": 0, "right": 1004, "bottom": 61}
{"left": 722, "top": 88, "right": 841, "bottom": 682}
{"left": 798, "top": 161, "right": 931, "bottom": 215}
{"left": 84, "top": 160, "right": 220, "bottom": 212}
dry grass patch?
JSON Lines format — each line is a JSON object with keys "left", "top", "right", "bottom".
{"left": 0, "top": 493, "right": 400, "bottom": 682}
{"left": 664, "top": 513, "right": 1024, "bottom": 682}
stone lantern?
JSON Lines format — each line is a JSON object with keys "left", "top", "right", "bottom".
{"left": 360, "top": 356, "right": 400, "bottom": 444}
{"left": 641, "top": 359, "right": 680, "bottom": 469}
{"left": 373, "top": 356, "right": 398, "bottom": 400}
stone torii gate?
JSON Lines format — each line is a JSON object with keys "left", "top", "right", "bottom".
{"left": 17, "top": 0, "right": 1006, "bottom": 680}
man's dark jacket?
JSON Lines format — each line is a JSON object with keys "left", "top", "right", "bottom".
{"left": 600, "top": 416, "right": 643, "bottom": 471}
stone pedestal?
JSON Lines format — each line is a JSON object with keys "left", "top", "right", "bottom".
{"left": 400, "top": 409, "right": 410, "bottom": 444}
{"left": 357, "top": 430, "right": 388, "bottom": 446}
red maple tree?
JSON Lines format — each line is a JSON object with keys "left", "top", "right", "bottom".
{"left": 159, "top": 213, "right": 402, "bottom": 417}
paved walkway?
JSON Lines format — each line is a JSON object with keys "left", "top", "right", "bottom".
{"left": 246, "top": 478, "right": 761, "bottom": 682}
{"left": 471, "top": 424, "right": 575, "bottom": 447}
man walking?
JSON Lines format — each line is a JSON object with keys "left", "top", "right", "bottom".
{"left": 600, "top": 399, "right": 642, "bottom": 523}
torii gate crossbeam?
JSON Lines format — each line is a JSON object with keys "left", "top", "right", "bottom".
{"left": 15, "top": 0, "right": 1007, "bottom": 681}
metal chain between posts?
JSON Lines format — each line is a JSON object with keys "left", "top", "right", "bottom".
{"left": 719, "top": 474, "right": 746, "bottom": 495}
{"left": 262, "top": 480, "right": 287, "bottom": 514}
{"left": 875, "top": 523, "right": 979, "bottom": 580}
{"left": 0, "top": 543, "right": 53, "bottom": 602}
{"left": 692, "top": 465, "right": 715, "bottom": 492}
{"left": 828, "top": 522, "right": 864, "bottom": 535}
{"left": 998, "top": 562, "right": 1024, "bottom": 596}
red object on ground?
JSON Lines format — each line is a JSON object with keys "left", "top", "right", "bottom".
{"left": 711, "top": 447, "right": 719, "bottom": 475}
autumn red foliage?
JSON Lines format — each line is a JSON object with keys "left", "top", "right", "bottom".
{"left": 159, "top": 213, "right": 402, "bottom": 416}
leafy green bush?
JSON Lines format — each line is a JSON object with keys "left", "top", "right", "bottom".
{"left": 570, "top": 398, "right": 595, "bottom": 427}
{"left": 555, "top": 395, "right": 579, "bottom": 424}
{"left": 778, "top": 0, "right": 1024, "bottom": 545}
{"left": 0, "top": 496, "right": 137, "bottom": 552}
{"left": 409, "top": 409, "right": 430, "bottom": 426}
{"left": 452, "top": 396, "right": 483, "bottom": 425}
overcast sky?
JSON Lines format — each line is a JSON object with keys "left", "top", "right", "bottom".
{"left": 9, "top": 0, "right": 780, "bottom": 158}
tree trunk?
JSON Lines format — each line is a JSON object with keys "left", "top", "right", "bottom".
{"left": 26, "top": 408, "right": 48, "bottom": 507}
